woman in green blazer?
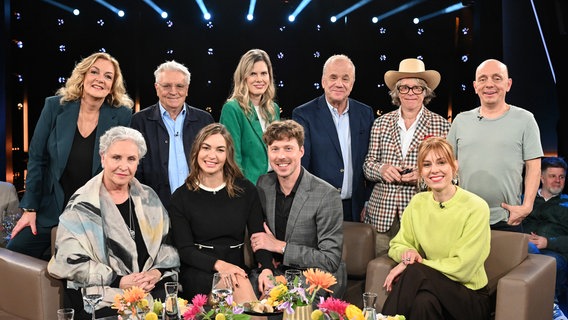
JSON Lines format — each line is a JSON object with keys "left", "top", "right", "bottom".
{"left": 220, "top": 49, "right": 280, "bottom": 184}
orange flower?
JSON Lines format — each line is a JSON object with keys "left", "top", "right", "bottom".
{"left": 303, "top": 268, "right": 336, "bottom": 294}
{"left": 123, "top": 286, "right": 147, "bottom": 303}
{"left": 274, "top": 275, "right": 287, "bottom": 285}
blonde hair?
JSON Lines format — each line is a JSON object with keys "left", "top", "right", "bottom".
{"left": 56, "top": 52, "right": 133, "bottom": 108}
{"left": 228, "top": 49, "right": 277, "bottom": 123}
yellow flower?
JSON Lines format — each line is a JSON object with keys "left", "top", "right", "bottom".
{"left": 140, "top": 298, "right": 149, "bottom": 308}
{"left": 303, "top": 268, "right": 337, "bottom": 294}
{"left": 311, "top": 309, "right": 324, "bottom": 320}
{"left": 215, "top": 313, "right": 226, "bottom": 320}
{"left": 269, "top": 283, "right": 288, "bottom": 300}
{"left": 345, "top": 305, "right": 364, "bottom": 320}
{"left": 145, "top": 312, "right": 158, "bottom": 320}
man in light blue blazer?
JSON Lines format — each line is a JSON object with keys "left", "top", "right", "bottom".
{"left": 251, "top": 119, "right": 346, "bottom": 299}
{"left": 293, "top": 54, "right": 374, "bottom": 222}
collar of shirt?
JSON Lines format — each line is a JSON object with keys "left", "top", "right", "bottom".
{"left": 326, "top": 99, "right": 350, "bottom": 124}
{"left": 276, "top": 167, "right": 305, "bottom": 197}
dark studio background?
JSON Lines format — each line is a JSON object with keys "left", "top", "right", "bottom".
{"left": 1, "top": 0, "right": 566, "bottom": 192}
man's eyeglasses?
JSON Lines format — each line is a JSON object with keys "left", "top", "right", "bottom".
{"left": 397, "top": 85, "right": 425, "bottom": 94}
{"left": 157, "top": 83, "right": 188, "bottom": 91}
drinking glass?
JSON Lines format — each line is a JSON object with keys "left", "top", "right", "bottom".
{"left": 362, "top": 292, "right": 378, "bottom": 320}
{"left": 284, "top": 269, "right": 303, "bottom": 288}
{"left": 211, "top": 272, "right": 233, "bottom": 306}
{"left": 164, "top": 282, "right": 179, "bottom": 319}
{"left": 82, "top": 273, "right": 104, "bottom": 320}
{"left": 57, "top": 308, "right": 74, "bottom": 320}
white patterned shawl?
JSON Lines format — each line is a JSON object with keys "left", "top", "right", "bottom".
{"left": 47, "top": 172, "right": 180, "bottom": 309}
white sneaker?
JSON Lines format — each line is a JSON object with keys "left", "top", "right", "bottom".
{"left": 553, "top": 303, "right": 568, "bottom": 320}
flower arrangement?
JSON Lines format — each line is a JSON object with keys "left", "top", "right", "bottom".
{"left": 310, "top": 297, "right": 406, "bottom": 320}
{"left": 182, "top": 293, "right": 251, "bottom": 320}
{"left": 266, "top": 268, "right": 337, "bottom": 314}
{"left": 111, "top": 286, "right": 152, "bottom": 320}
{"left": 310, "top": 297, "right": 364, "bottom": 320}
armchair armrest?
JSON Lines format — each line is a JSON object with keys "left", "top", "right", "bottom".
{"left": 0, "top": 248, "right": 63, "bottom": 320}
{"left": 364, "top": 255, "right": 397, "bottom": 312}
{"left": 494, "top": 253, "right": 556, "bottom": 320}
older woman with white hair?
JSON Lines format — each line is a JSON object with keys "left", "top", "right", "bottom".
{"left": 48, "top": 126, "right": 180, "bottom": 319}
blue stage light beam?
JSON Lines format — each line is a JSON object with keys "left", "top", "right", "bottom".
{"left": 288, "top": 0, "right": 311, "bottom": 22}
{"left": 142, "top": 0, "right": 168, "bottom": 19}
{"left": 41, "top": 0, "right": 79, "bottom": 15}
{"left": 194, "top": 0, "right": 211, "bottom": 20}
{"left": 94, "top": 0, "right": 124, "bottom": 17}
{"left": 247, "top": 0, "right": 257, "bottom": 21}
{"left": 414, "top": 2, "right": 465, "bottom": 24}
{"left": 331, "top": 0, "right": 373, "bottom": 23}
{"left": 530, "top": 0, "right": 556, "bottom": 83}
{"left": 371, "top": 0, "right": 425, "bottom": 23}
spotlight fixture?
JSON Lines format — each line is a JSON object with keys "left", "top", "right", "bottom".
{"left": 40, "top": 0, "right": 78, "bottom": 15}
{"left": 194, "top": 0, "right": 212, "bottom": 20}
{"left": 94, "top": 0, "right": 125, "bottom": 17}
{"left": 415, "top": 2, "right": 466, "bottom": 23}
{"left": 140, "top": 0, "right": 167, "bottom": 18}
{"left": 247, "top": 0, "right": 256, "bottom": 21}
{"left": 371, "top": 0, "right": 425, "bottom": 23}
{"left": 330, "top": 0, "right": 372, "bottom": 23}
{"left": 288, "top": 0, "right": 311, "bottom": 22}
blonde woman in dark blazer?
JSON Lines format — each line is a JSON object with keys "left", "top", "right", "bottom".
{"left": 220, "top": 49, "right": 280, "bottom": 184}
{"left": 8, "top": 52, "right": 133, "bottom": 259}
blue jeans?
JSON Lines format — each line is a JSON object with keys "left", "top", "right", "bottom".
{"left": 530, "top": 247, "right": 568, "bottom": 312}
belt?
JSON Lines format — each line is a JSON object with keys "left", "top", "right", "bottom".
{"left": 194, "top": 243, "right": 244, "bottom": 250}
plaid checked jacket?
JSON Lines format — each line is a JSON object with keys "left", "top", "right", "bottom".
{"left": 363, "top": 107, "right": 451, "bottom": 232}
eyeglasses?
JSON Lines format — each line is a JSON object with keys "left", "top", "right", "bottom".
{"left": 397, "top": 85, "right": 425, "bottom": 94}
{"left": 157, "top": 83, "right": 188, "bottom": 91}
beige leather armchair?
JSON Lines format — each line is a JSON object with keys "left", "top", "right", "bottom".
{"left": 364, "top": 230, "right": 556, "bottom": 320}
{"left": 0, "top": 247, "right": 63, "bottom": 320}
{"left": 342, "top": 221, "right": 376, "bottom": 308}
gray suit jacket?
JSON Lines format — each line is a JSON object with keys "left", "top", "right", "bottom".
{"left": 257, "top": 168, "right": 346, "bottom": 297}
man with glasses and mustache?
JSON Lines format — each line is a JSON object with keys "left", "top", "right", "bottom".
{"left": 131, "top": 60, "right": 213, "bottom": 207}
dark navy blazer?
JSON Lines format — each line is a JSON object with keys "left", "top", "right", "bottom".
{"left": 292, "top": 95, "right": 375, "bottom": 221}
{"left": 19, "top": 95, "right": 132, "bottom": 227}
{"left": 131, "top": 103, "right": 214, "bottom": 207}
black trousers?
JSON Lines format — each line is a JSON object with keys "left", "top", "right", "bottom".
{"left": 382, "top": 263, "right": 490, "bottom": 320}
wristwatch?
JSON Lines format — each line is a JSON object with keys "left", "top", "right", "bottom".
{"left": 281, "top": 243, "right": 286, "bottom": 254}
{"left": 22, "top": 208, "right": 36, "bottom": 212}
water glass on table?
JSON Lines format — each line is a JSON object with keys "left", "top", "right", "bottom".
{"left": 211, "top": 272, "right": 233, "bottom": 305}
{"left": 284, "top": 269, "right": 303, "bottom": 288}
{"left": 362, "top": 292, "right": 378, "bottom": 320}
{"left": 82, "top": 273, "right": 104, "bottom": 320}
{"left": 57, "top": 308, "right": 74, "bottom": 320}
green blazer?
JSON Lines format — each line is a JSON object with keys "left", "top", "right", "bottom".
{"left": 219, "top": 99, "right": 280, "bottom": 184}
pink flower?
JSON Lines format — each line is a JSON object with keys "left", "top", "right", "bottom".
{"left": 192, "top": 294, "right": 208, "bottom": 308}
{"left": 317, "top": 297, "right": 349, "bottom": 316}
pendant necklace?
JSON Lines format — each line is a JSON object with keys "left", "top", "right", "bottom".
{"left": 128, "top": 196, "right": 135, "bottom": 240}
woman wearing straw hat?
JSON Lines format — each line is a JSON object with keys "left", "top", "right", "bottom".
{"left": 363, "top": 58, "right": 451, "bottom": 257}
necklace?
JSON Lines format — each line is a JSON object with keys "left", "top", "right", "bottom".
{"left": 127, "top": 196, "right": 135, "bottom": 240}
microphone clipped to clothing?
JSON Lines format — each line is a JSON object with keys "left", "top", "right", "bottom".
{"left": 439, "top": 202, "right": 445, "bottom": 209}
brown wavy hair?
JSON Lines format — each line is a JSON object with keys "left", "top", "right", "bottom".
{"left": 185, "top": 123, "right": 244, "bottom": 197}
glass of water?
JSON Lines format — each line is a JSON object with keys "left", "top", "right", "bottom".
{"left": 211, "top": 272, "right": 233, "bottom": 306}
{"left": 82, "top": 273, "right": 104, "bottom": 320}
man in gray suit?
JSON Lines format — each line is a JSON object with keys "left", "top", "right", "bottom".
{"left": 250, "top": 119, "right": 346, "bottom": 298}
